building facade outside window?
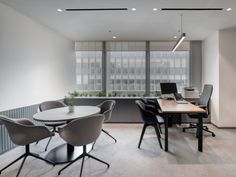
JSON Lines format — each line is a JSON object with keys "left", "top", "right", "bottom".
{"left": 150, "top": 51, "right": 190, "bottom": 95}
{"left": 106, "top": 51, "right": 146, "bottom": 96}
{"left": 75, "top": 41, "right": 190, "bottom": 96}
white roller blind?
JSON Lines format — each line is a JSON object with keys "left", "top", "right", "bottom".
{"left": 106, "top": 41, "right": 146, "bottom": 51}
{"left": 75, "top": 42, "right": 103, "bottom": 51}
{"left": 150, "top": 41, "right": 190, "bottom": 51}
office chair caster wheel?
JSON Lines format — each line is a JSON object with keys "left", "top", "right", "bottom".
{"left": 212, "top": 133, "right": 216, "bottom": 137}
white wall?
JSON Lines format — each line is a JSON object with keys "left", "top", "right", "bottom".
{"left": 202, "top": 32, "right": 220, "bottom": 126}
{"left": 0, "top": 2, "right": 75, "bottom": 111}
{"left": 219, "top": 29, "right": 236, "bottom": 127}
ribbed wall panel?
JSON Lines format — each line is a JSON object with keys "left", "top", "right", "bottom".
{"left": 0, "top": 105, "right": 39, "bottom": 155}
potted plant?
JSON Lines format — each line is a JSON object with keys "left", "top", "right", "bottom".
{"left": 65, "top": 91, "right": 79, "bottom": 112}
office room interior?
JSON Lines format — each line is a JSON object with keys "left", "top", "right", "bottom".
{"left": 0, "top": 0, "right": 236, "bottom": 177}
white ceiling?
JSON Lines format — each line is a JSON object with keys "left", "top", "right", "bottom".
{"left": 1, "top": 0, "right": 236, "bottom": 41}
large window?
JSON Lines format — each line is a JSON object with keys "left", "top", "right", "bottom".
{"left": 75, "top": 41, "right": 191, "bottom": 96}
{"left": 76, "top": 51, "right": 102, "bottom": 92}
{"left": 150, "top": 51, "right": 190, "bottom": 93}
{"left": 107, "top": 51, "right": 146, "bottom": 96}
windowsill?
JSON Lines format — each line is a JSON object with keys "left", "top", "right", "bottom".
{"left": 74, "top": 96, "right": 158, "bottom": 99}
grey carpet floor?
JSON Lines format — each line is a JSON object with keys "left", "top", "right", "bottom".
{"left": 1, "top": 124, "right": 236, "bottom": 177}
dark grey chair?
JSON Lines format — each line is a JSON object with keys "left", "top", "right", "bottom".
{"left": 183, "top": 84, "right": 215, "bottom": 137}
{"left": 135, "top": 100, "right": 163, "bottom": 149}
{"left": 57, "top": 114, "right": 109, "bottom": 177}
{"left": 0, "top": 116, "right": 55, "bottom": 177}
{"left": 38, "top": 101, "right": 67, "bottom": 151}
{"left": 97, "top": 100, "right": 116, "bottom": 142}
{"left": 140, "top": 97, "right": 164, "bottom": 134}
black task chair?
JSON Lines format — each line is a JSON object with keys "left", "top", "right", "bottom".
{"left": 183, "top": 84, "right": 215, "bottom": 137}
{"left": 0, "top": 116, "right": 55, "bottom": 177}
{"left": 140, "top": 97, "right": 164, "bottom": 134}
{"left": 38, "top": 101, "right": 67, "bottom": 151}
{"left": 57, "top": 114, "right": 110, "bottom": 177}
{"left": 135, "top": 100, "right": 163, "bottom": 149}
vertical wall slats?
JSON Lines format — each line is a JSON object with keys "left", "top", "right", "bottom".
{"left": 0, "top": 104, "right": 39, "bottom": 155}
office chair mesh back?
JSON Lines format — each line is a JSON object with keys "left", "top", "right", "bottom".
{"left": 197, "top": 85, "right": 213, "bottom": 108}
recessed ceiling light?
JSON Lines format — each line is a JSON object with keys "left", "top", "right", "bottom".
{"left": 57, "top": 9, "right": 63, "bottom": 12}
{"left": 174, "top": 36, "right": 177, "bottom": 39}
{"left": 153, "top": 8, "right": 158, "bottom": 11}
{"left": 131, "top": 8, "right": 136, "bottom": 11}
{"left": 226, "top": 8, "right": 232, "bottom": 11}
{"left": 113, "top": 36, "right": 117, "bottom": 39}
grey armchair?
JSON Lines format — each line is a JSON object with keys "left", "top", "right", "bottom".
{"left": 183, "top": 84, "right": 215, "bottom": 137}
{"left": 96, "top": 100, "right": 116, "bottom": 142}
{"left": 38, "top": 101, "right": 67, "bottom": 151}
{"left": 57, "top": 114, "right": 109, "bottom": 177}
{"left": 0, "top": 116, "right": 54, "bottom": 177}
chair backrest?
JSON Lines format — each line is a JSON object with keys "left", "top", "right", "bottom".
{"left": 135, "top": 100, "right": 156, "bottom": 123}
{"left": 58, "top": 114, "right": 105, "bottom": 146}
{"left": 0, "top": 116, "right": 50, "bottom": 145}
{"left": 97, "top": 100, "right": 116, "bottom": 122}
{"left": 198, "top": 84, "right": 213, "bottom": 108}
{"left": 39, "top": 101, "right": 66, "bottom": 112}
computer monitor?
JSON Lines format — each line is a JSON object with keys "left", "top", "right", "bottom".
{"left": 160, "top": 83, "right": 177, "bottom": 94}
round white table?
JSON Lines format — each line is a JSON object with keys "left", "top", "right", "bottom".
{"left": 33, "top": 106, "right": 101, "bottom": 164}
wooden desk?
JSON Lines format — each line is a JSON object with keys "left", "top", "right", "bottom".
{"left": 157, "top": 99, "right": 205, "bottom": 152}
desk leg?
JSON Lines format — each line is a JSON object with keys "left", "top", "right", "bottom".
{"left": 198, "top": 116, "right": 203, "bottom": 152}
{"left": 165, "top": 115, "right": 168, "bottom": 152}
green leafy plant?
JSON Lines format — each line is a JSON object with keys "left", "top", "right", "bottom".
{"left": 155, "top": 90, "right": 161, "bottom": 97}
{"left": 64, "top": 91, "right": 78, "bottom": 106}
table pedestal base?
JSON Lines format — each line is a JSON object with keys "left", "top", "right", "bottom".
{"left": 46, "top": 143, "right": 92, "bottom": 164}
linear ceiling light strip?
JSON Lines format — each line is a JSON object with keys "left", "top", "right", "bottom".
{"left": 162, "top": 8, "right": 223, "bottom": 11}
{"left": 66, "top": 8, "right": 128, "bottom": 11}
{"left": 172, "top": 33, "right": 186, "bottom": 52}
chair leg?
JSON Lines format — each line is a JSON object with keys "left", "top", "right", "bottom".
{"left": 79, "top": 156, "right": 85, "bottom": 177}
{"left": 153, "top": 124, "right": 163, "bottom": 149}
{"left": 203, "top": 128, "right": 216, "bottom": 137}
{"left": 0, "top": 154, "right": 25, "bottom": 174}
{"left": 86, "top": 154, "right": 110, "bottom": 168}
{"left": 138, "top": 124, "right": 147, "bottom": 148}
{"left": 58, "top": 154, "right": 83, "bottom": 175}
{"left": 29, "top": 153, "right": 55, "bottom": 166}
{"left": 102, "top": 129, "right": 117, "bottom": 143}
{"left": 91, "top": 141, "right": 96, "bottom": 150}
{"left": 16, "top": 155, "right": 27, "bottom": 177}
{"left": 45, "top": 136, "right": 53, "bottom": 151}
{"left": 157, "top": 123, "right": 162, "bottom": 134}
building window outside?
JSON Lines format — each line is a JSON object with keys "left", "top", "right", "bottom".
{"left": 106, "top": 51, "right": 146, "bottom": 96}
{"left": 75, "top": 51, "right": 102, "bottom": 95}
{"left": 75, "top": 42, "right": 190, "bottom": 97}
{"left": 150, "top": 51, "right": 190, "bottom": 95}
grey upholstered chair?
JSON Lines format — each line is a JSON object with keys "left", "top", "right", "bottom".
{"left": 183, "top": 84, "right": 215, "bottom": 137}
{"left": 57, "top": 114, "right": 109, "bottom": 177}
{"left": 96, "top": 100, "right": 116, "bottom": 142}
{"left": 38, "top": 101, "right": 67, "bottom": 151}
{"left": 0, "top": 116, "right": 55, "bottom": 177}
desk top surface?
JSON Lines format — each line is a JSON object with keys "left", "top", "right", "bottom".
{"left": 33, "top": 106, "right": 101, "bottom": 122}
{"left": 157, "top": 99, "right": 205, "bottom": 113}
